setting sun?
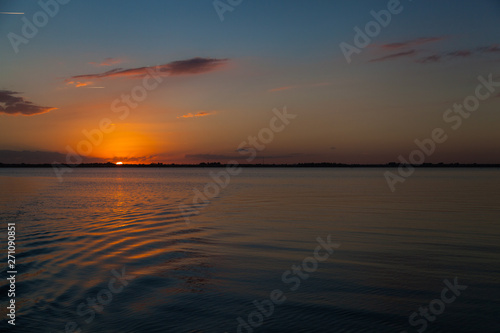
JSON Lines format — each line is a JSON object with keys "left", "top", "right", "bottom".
{"left": 116, "top": 162, "right": 123, "bottom": 165}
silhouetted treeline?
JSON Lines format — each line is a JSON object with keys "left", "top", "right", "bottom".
{"left": 1, "top": 162, "right": 499, "bottom": 168}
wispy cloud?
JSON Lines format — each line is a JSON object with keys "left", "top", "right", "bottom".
{"left": 477, "top": 44, "right": 500, "bottom": 53}
{"left": 415, "top": 44, "right": 499, "bottom": 64}
{"left": 66, "top": 81, "right": 93, "bottom": 88}
{"left": 0, "top": 90, "right": 57, "bottom": 116}
{"left": 0, "top": 150, "right": 103, "bottom": 164}
{"left": 185, "top": 152, "right": 305, "bottom": 161}
{"left": 89, "top": 57, "right": 125, "bottom": 67}
{"left": 68, "top": 57, "right": 229, "bottom": 81}
{"left": 379, "top": 37, "right": 446, "bottom": 49}
{"left": 416, "top": 55, "right": 442, "bottom": 64}
{"left": 446, "top": 50, "right": 473, "bottom": 58}
{"left": 369, "top": 49, "right": 417, "bottom": 62}
{"left": 177, "top": 111, "right": 216, "bottom": 119}
{"left": 185, "top": 153, "right": 237, "bottom": 160}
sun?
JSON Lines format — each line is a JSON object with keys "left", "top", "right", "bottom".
{"left": 116, "top": 162, "right": 123, "bottom": 165}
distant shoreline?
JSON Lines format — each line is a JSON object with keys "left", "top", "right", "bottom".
{"left": 1, "top": 162, "right": 499, "bottom": 168}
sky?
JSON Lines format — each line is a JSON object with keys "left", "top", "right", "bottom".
{"left": 0, "top": 0, "right": 499, "bottom": 164}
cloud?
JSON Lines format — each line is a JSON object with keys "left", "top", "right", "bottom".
{"left": 446, "top": 50, "right": 473, "bottom": 58}
{"left": 0, "top": 90, "right": 57, "bottom": 116}
{"left": 369, "top": 49, "right": 417, "bottom": 62}
{"left": 185, "top": 153, "right": 238, "bottom": 160}
{"left": 66, "top": 80, "right": 93, "bottom": 88}
{"left": 416, "top": 55, "right": 442, "bottom": 64}
{"left": 185, "top": 152, "right": 305, "bottom": 161}
{"left": 89, "top": 57, "right": 124, "bottom": 66}
{"left": 379, "top": 37, "right": 445, "bottom": 49}
{"left": 68, "top": 57, "right": 228, "bottom": 81}
{"left": 110, "top": 155, "right": 158, "bottom": 163}
{"left": 0, "top": 150, "right": 159, "bottom": 164}
{"left": 372, "top": 38, "right": 499, "bottom": 65}
{"left": 477, "top": 44, "right": 500, "bottom": 53}
{"left": 416, "top": 44, "right": 500, "bottom": 64}
{"left": 0, "top": 150, "right": 104, "bottom": 164}
{"left": 177, "top": 111, "right": 215, "bottom": 119}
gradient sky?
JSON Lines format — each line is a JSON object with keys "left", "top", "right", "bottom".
{"left": 1, "top": 0, "right": 499, "bottom": 164}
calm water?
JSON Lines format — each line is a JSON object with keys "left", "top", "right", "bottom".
{"left": 0, "top": 168, "right": 499, "bottom": 332}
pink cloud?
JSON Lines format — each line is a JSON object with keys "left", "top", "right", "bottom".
{"left": 177, "top": 111, "right": 216, "bottom": 119}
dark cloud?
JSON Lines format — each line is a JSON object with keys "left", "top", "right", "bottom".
{"left": 380, "top": 37, "right": 445, "bottom": 49}
{"left": 0, "top": 90, "right": 57, "bottom": 116}
{"left": 68, "top": 57, "right": 228, "bottom": 81}
{"left": 110, "top": 156, "right": 158, "bottom": 163}
{"left": 369, "top": 50, "right": 417, "bottom": 62}
{"left": 0, "top": 150, "right": 104, "bottom": 164}
{"left": 0, "top": 151, "right": 158, "bottom": 164}
{"left": 185, "top": 153, "right": 305, "bottom": 161}
{"left": 259, "top": 153, "right": 305, "bottom": 159}
{"left": 167, "top": 57, "right": 228, "bottom": 75}
{"left": 185, "top": 154, "right": 239, "bottom": 160}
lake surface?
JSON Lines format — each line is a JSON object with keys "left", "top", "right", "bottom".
{"left": 0, "top": 168, "right": 499, "bottom": 332}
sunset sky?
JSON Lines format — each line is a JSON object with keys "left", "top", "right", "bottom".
{"left": 1, "top": 0, "right": 499, "bottom": 164}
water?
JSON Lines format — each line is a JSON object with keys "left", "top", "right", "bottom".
{"left": 0, "top": 168, "right": 499, "bottom": 332}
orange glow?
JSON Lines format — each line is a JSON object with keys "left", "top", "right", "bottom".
{"left": 116, "top": 162, "right": 123, "bottom": 165}
{"left": 90, "top": 126, "right": 160, "bottom": 163}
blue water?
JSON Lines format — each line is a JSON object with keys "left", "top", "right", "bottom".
{"left": 0, "top": 168, "right": 499, "bottom": 332}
